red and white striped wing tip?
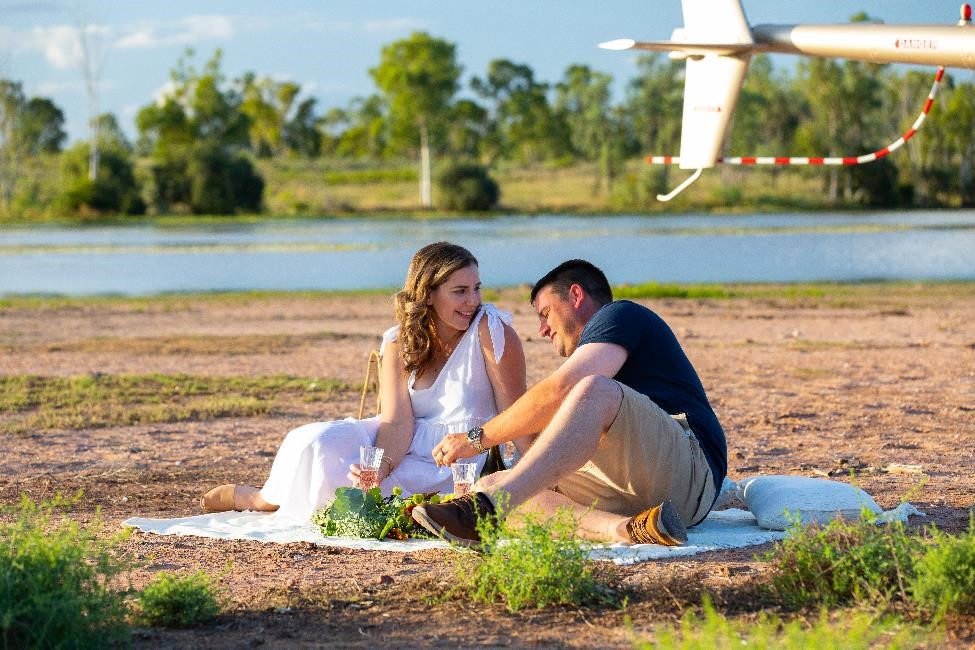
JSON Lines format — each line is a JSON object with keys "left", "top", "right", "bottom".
{"left": 599, "top": 38, "right": 754, "bottom": 55}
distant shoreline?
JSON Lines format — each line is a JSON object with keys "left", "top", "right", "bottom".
{"left": 2, "top": 280, "right": 974, "bottom": 306}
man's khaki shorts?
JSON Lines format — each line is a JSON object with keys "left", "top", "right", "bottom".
{"left": 555, "top": 382, "right": 716, "bottom": 526}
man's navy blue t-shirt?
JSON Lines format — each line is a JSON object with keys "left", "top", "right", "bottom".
{"left": 578, "top": 300, "right": 726, "bottom": 491}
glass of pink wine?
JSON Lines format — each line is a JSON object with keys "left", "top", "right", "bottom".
{"left": 451, "top": 462, "right": 478, "bottom": 496}
{"left": 358, "top": 445, "right": 384, "bottom": 490}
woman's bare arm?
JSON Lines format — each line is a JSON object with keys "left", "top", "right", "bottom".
{"left": 478, "top": 318, "right": 533, "bottom": 451}
{"left": 371, "top": 340, "right": 415, "bottom": 479}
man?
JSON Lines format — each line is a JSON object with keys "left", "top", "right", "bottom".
{"left": 414, "top": 260, "right": 726, "bottom": 547}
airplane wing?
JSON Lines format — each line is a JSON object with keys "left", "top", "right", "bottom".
{"left": 677, "top": 0, "right": 753, "bottom": 169}
{"left": 598, "top": 38, "right": 754, "bottom": 56}
{"left": 678, "top": 54, "right": 750, "bottom": 169}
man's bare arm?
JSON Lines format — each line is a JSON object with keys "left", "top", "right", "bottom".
{"left": 479, "top": 341, "right": 628, "bottom": 448}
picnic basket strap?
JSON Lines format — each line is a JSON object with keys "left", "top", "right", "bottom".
{"left": 357, "top": 349, "right": 382, "bottom": 420}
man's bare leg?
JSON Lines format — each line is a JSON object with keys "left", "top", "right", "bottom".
{"left": 474, "top": 374, "right": 623, "bottom": 512}
{"left": 506, "top": 489, "right": 630, "bottom": 543}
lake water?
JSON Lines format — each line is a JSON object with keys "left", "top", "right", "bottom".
{"left": 1, "top": 211, "right": 973, "bottom": 296}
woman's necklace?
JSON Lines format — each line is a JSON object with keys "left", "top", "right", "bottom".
{"left": 440, "top": 335, "right": 460, "bottom": 358}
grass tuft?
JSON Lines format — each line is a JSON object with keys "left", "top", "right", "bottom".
{"left": 910, "top": 514, "right": 975, "bottom": 616}
{"left": 764, "top": 509, "right": 922, "bottom": 610}
{"left": 635, "top": 597, "right": 934, "bottom": 649}
{"left": 459, "top": 502, "right": 622, "bottom": 612}
{"left": 0, "top": 493, "right": 131, "bottom": 648}
{"left": 136, "top": 570, "right": 224, "bottom": 628}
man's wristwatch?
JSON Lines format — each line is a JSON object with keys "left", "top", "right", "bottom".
{"left": 467, "top": 426, "right": 487, "bottom": 454}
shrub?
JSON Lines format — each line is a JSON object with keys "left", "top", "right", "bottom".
{"left": 58, "top": 142, "right": 146, "bottom": 216}
{"left": 910, "top": 516, "right": 975, "bottom": 615}
{"left": 0, "top": 493, "right": 131, "bottom": 648}
{"left": 460, "top": 502, "right": 620, "bottom": 612}
{"left": 764, "top": 510, "right": 923, "bottom": 610}
{"left": 145, "top": 146, "right": 264, "bottom": 215}
{"left": 436, "top": 162, "right": 500, "bottom": 211}
{"left": 187, "top": 145, "right": 264, "bottom": 215}
{"left": 137, "top": 570, "right": 224, "bottom": 628}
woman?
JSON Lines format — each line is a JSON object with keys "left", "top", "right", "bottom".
{"left": 200, "top": 242, "right": 527, "bottom": 523}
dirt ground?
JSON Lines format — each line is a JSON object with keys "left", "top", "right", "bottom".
{"left": 2, "top": 286, "right": 974, "bottom": 648}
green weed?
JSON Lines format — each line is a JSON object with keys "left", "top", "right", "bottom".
{"left": 0, "top": 493, "right": 131, "bottom": 648}
{"left": 614, "top": 282, "right": 728, "bottom": 300}
{"left": 764, "top": 510, "right": 923, "bottom": 610}
{"left": 460, "top": 503, "right": 621, "bottom": 612}
{"left": 36, "top": 331, "right": 370, "bottom": 356}
{"left": 790, "top": 367, "right": 835, "bottom": 380}
{"left": 136, "top": 570, "right": 224, "bottom": 628}
{"left": 635, "top": 597, "right": 934, "bottom": 649}
{"left": 910, "top": 514, "right": 975, "bottom": 616}
{"left": 0, "top": 373, "right": 351, "bottom": 434}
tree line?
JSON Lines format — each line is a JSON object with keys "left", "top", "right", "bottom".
{"left": 2, "top": 28, "right": 974, "bottom": 218}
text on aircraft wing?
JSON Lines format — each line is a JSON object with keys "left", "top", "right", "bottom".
{"left": 678, "top": 54, "right": 750, "bottom": 169}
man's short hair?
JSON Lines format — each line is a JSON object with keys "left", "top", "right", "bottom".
{"left": 531, "top": 259, "right": 613, "bottom": 306}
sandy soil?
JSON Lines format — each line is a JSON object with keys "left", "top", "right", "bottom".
{"left": 2, "top": 287, "right": 974, "bottom": 647}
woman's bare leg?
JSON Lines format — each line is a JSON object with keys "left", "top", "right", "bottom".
{"left": 235, "top": 485, "right": 279, "bottom": 511}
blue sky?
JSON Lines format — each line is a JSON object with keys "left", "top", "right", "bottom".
{"left": 0, "top": 1, "right": 965, "bottom": 142}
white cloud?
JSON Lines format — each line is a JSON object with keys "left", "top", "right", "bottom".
{"left": 15, "top": 23, "right": 111, "bottom": 70}
{"left": 114, "top": 15, "right": 234, "bottom": 50}
{"left": 29, "top": 24, "right": 81, "bottom": 69}
{"left": 363, "top": 18, "right": 426, "bottom": 33}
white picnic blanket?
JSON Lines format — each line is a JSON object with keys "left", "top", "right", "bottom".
{"left": 124, "top": 505, "right": 914, "bottom": 564}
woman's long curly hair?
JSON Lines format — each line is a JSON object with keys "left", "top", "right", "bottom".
{"left": 394, "top": 242, "right": 478, "bottom": 375}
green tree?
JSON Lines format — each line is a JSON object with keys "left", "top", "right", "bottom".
{"left": 793, "top": 13, "right": 888, "bottom": 203}
{"left": 240, "top": 74, "right": 316, "bottom": 157}
{"left": 21, "top": 97, "right": 67, "bottom": 154}
{"left": 320, "top": 95, "right": 387, "bottom": 159}
{"left": 0, "top": 82, "right": 68, "bottom": 216}
{"left": 727, "top": 55, "right": 802, "bottom": 155}
{"left": 555, "top": 64, "right": 630, "bottom": 194}
{"left": 283, "top": 96, "right": 322, "bottom": 157}
{"left": 919, "top": 76, "right": 975, "bottom": 206}
{"left": 446, "top": 99, "right": 488, "bottom": 160}
{"left": 0, "top": 80, "right": 27, "bottom": 215}
{"left": 722, "top": 55, "right": 804, "bottom": 194}
{"left": 370, "top": 32, "right": 462, "bottom": 208}
{"left": 623, "top": 53, "right": 685, "bottom": 193}
{"left": 472, "top": 59, "right": 568, "bottom": 165}
{"left": 943, "top": 81, "right": 975, "bottom": 205}
{"left": 93, "top": 113, "right": 133, "bottom": 151}
{"left": 136, "top": 49, "right": 261, "bottom": 214}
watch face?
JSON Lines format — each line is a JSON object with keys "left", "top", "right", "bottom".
{"left": 467, "top": 427, "right": 484, "bottom": 451}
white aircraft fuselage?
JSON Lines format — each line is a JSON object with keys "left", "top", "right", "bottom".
{"left": 600, "top": 1, "right": 975, "bottom": 199}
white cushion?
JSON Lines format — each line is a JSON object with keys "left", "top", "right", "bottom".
{"left": 712, "top": 477, "right": 738, "bottom": 510}
{"left": 736, "top": 475, "right": 882, "bottom": 531}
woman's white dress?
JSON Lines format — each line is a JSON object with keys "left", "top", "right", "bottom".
{"left": 259, "top": 304, "right": 512, "bottom": 523}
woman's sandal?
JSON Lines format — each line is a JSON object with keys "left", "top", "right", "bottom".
{"left": 200, "top": 484, "right": 238, "bottom": 513}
